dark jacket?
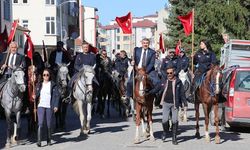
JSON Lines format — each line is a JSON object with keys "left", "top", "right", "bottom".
{"left": 134, "top": 47, "right": 156, "bottom": 74}
{"left": 74, "top": 52, "right": 96, "bottom": 73}
{"left": 177, "top": 54, "right": 189, "bottom": 72}
{"left": 155, "top": 78, "right": 187, "bottom": 108}
{"left": 194, "top": 49, "right": 217, "bottom": 74}
{"left": 114, "top": 57, "right": 129, "bottom": 77}
{"left": 160, "top": 56, "right": 178, "bottom": 78}
{"left": 35, "top": 81, "right": 59, "bottom": 109}
{"left": 0, "top": 52, "right": 26, "bottom": 68}
{"left": 49, "top": 50, "right": 71, "bottom": 69}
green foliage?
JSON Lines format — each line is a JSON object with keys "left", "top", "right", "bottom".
{"left": 166, "top": 0, "right": 250, "bottom": 58}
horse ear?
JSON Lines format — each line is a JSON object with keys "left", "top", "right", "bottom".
{"left": 58, "top": 63, "right": 62, "bottom": 67}
{"left": 12, "top": 66, "right": 17, "bottom": 71}
{"left": 66, "top": 62, "right": 70, "bottom": 67}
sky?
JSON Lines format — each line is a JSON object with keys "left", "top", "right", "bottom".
{"left": 82, "top": 0, "right": 167, "bottom": 25}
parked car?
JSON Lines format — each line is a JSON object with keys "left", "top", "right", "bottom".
{"left": 221, "top": 66, "right": 250, "bottom": 128}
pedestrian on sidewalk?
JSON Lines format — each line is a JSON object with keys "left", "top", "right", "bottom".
{"left": 160, "top": 65, "right": 187, "bottom": 145}
{"left": 33, "top": 68, "right": 59, "bottom": 147}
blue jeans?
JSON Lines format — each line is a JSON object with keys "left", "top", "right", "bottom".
{"left": 37, "top": 107, "right": 53, "bottom": 128}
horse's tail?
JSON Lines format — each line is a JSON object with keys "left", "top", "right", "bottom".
{"left": 72, "top": 100, "right": 80, "bottom": 116}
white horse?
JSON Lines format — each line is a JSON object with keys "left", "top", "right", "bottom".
{"left": 72, "top": 65, "right": 95, "bottom": 135}
{"left": 0, "top": 67, "right": 26, "bottom": 148}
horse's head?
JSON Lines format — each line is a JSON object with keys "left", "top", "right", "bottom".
{"left": 57, "top": 63, "right": 70, "bottom": 88}
{"left": 12, "top": 67, "right": 26, "bottom": 92}
{"left": 81, "top": 65, "right": 95, "bottom": 90}
{"left": 210, "top": 64, "right": 222, "bottom": 94}
{"left": 135, "top": 68, "right": 151, "bottom": 102}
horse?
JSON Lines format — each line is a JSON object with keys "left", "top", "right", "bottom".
{"left": 133, "top": 68, "right": 155, "bottom": 144}
{"left": 0, "top": 67, "right": 26, "bottom": 148}
{"left": 111, "top": 70, "right": 130, "bottom": 118}
{"left": 194, "top": 64, "right": 222, "bottom": 144}
{"left": 178, "top": 70, "right": 192, "bottom": 122}
{"left": 55, "top": 63, "right": 70, "bottom": 130}
{"left": 72, "top": 65, "right": 95, "bottom": 135}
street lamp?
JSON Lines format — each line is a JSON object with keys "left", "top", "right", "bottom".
{"left": 58, "top": 0, "right": 77, "bottom": 42}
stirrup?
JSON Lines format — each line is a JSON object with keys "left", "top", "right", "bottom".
{"left": 63, "top": 94, "right": 72, "bottom": 103}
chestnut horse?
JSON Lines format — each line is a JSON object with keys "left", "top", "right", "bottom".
{"left": 134, "top": 68, "right": 154, "bottom": 144}
{"left": 195, "top": 64, "right": 221, "bottom": 144}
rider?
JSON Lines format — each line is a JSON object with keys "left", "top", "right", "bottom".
{"left": 188, "top": 39, "right": 217, "bottom": 102}
{"left": 114, "top": 50, "right": 130, "bottom": 96}
{"left": 0, "top": 41, "right": 26, "bottom": 82}
{"left": 64, "top": 42, "right": 96, "bottom": 102}
{"left": 160, "top": 48, "right": 179, "bottom": 79}
{"left": 126, "top": 38, "right": 160, "bottom": 103}
{"left": 48, "top": 41, "right": 72, "bottom": 73}
{"left": 177, "top": 48, "right": 189, "bottom": 73}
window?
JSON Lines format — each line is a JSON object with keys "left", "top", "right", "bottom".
{"left": 46, "top": 17, "right": 55, "bottom": 34}
{"left": 117, "top": 44, "right": 120, "bottom": 50}
{"left": 13, "top": 0, "right": 18, "bottom": 3}
{"left": 117, "top": 28, "right": 120, "bottom": 33}
{"left": 23, "top": 0, "right": 28, "bottom": 3}
{"left": 235, "top": 71, "right": 250, "bottom": 91}
{"left": 123, "top": 36, "right": 130, "bottom": 41}
{"left": 46, "top": 0, "right": 54, "bottom": 5}
{"left": 4, "top": 0, "right": 11, "bottom": 21}
{"left": 117, "top": 36, "right": 120, "bottom": 42}
{"left": 22, "top": 20, "right": 28, "bottom": 28}
{"left": 123, "top": 44, "right": 130, "bottom": 50}
{"left": 142, "top": 28, "right": 146, "bottom": 33}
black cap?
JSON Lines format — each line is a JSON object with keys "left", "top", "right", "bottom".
{"left": 57, "top": 41, "right": 64, "bottom": 46}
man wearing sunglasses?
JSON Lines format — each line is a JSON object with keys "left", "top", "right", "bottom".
{"left": 161, "top": 48, "right": 178, "bottom": 79}
{"left": 158, "top": 65, "right": 187, "bottom": 145}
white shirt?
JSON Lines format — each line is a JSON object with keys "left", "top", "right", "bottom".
{"left": 8, "top": 53, "right": 16, "bottom": 66}
{"left": 55, "top": 51, "right": 63, "bottom": 65}
{"left": 38, "top": 81, "right": 51, "bottom": 108}
{"left": 138, "top": 49, "right": 148, "bottom": 68}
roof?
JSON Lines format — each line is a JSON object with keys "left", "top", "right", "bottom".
{"left": 100, "top": 19, "right": 156, "bottom": 30}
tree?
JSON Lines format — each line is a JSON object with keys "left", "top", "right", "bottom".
{"left": 166, "top": 0, "right": 250, "bottom": 57}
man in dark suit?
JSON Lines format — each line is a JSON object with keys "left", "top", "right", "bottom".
{"left": 49, "top": 41, "right": 72, "bottom": 72}
{"left": 126, "top": 38, "right": 160, "bottom": 101}
{"left": 0, "top": 41, "right": 26, "bottom": 79}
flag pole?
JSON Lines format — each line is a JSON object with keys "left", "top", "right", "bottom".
{"left": 31, "top": 59, "right": 37, "bottom": 122}
{"left": 130, "top": 13, "right": 135, "bottom": 100}
{"left": 191, "top": 8, "right": 195, "bottom": 73}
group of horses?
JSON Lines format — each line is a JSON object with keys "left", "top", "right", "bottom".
{"left": 0, "top": 62, "right": 223, "bottom": 148}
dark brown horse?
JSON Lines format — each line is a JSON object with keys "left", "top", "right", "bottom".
{"left": 133, "top": 68, "right": 155, "bottom": 144}
{"left": 195, "top": 64, "right": 221, "bottom": 144}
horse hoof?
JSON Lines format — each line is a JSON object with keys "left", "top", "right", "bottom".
{"left": 5, "top": 143, "right": 11, "bottom": 149}
{"left": 195, "top": 132, "right": 200, "bottom": 138}
{"left": 205, "top": 136, "right": 210, "bottom": 143}
{"left": 134, "top": 138, "right": 140, "bottom": 144}
{"left": 150, "top": 136, "right": 155, "bottom": 141}
{"left": 215, "top": 136, "right": 220, "bottom": 144}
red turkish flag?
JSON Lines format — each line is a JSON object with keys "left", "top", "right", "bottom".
{"left": 115, "top": 12, "right": 132, "bottom": 34}
{"left": 175, "top": 39, "right": 181, "bottom": 55}
{"left": 178, "top": 11, "right": 193, "bottom": 36}
{"left": 7, "top": 20, "right": 18, "bottom": 44}
{"left": 89, "top": 44, "right": 98, "bottom": 54}
{"left": 24, "top": 33, "right": 34, "bottom": 60}
{"left": 159, "top": 33, "right": 165, "bottom": 53}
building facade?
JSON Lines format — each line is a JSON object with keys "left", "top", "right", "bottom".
{"left": 12, "top": 0, "right": 79, "bottom": 52}
{"left": 100, "top": 14, "right": 158, "bottom": 57}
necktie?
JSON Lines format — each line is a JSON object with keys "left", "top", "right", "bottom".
{"left": 10, "top": 54, "right": 15, "bottom": 67}
{"left": 142, "top": 50, "right": 147, "bottom": 68}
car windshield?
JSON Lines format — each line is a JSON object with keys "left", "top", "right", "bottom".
{"left": 235, "top": 71, "right": 250, "bottom": 92}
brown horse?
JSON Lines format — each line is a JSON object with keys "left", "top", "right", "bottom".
{"left": 195, "top": 64, "right": 221, "bottom": 144}
{"left": 133, "top": 68, "right": 155, "bottom": 144}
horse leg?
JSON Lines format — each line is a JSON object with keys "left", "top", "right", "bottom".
{"left": 130, "top": 98, "right": 135, "bottom": 121}
{"left": 12, "top": 111, "right": 21, "bottom": 145}
{"left": 141, "top": 118, "right": 146, "bottom": 138}
{"left": 5, "top": 110, "right": 12, "bottom": 148}
{"left": 195, "top": 102, "right": 200, "bottom": 138}
{"left": 148, "top": 101, "right": 155, "bottom": 141}
{"left": 202, "top": 103, "right": 210, "bottom": 143}
{"left": 77, "top": 100, "right": 85, "bottom": 135}
{"left": 85, "top": 102, "right": 92, "bottom": 134}
{"left": 134, "top": 102, "right": 141, "bottom": 144}
{"left": 214, "top": 103, "right": 220, "bottom": 144}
